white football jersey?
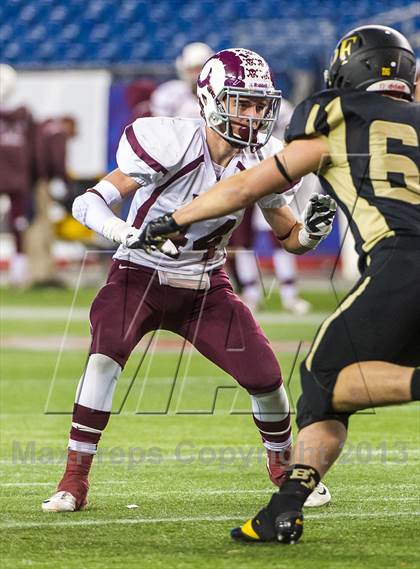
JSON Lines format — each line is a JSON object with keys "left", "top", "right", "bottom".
{"left": 150, "top": 80, "right": 202, "bottom": 119}
{"left": 114, "top": 117, "right": 294, "bottom": 275}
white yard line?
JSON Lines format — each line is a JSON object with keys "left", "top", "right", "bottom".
{"left": 2, "top": 483, "right": 418, "bottom": 497}
{"left": 1, "top": 510, "right": 419, "bottom": 531}
{"left": 0, "top": 481, "right": 129, "bottom": 487}
{"left": 1, "top": 305, "right": 328, "bottom": 325}
{"left": 0, "top": 448, "right": 418, "bottom": 467}
{"left": 1, "top": 307, "right": 89, "bottom": 321}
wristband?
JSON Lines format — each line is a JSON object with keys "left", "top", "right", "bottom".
{"left": 298, "top": 228, "right": 322, "bottom": 249}
{"left": 89, "top": 180, "right": 122, "bottom": 206}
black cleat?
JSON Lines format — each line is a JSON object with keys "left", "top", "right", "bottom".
{"left": 231, "top": 507, "right": 304, "bottom": 544}
{"left": 231, "top": 507, "right": 277, "bottom": 542}
{"left": 275, "top": 511, "right": 304, "bottom": 544}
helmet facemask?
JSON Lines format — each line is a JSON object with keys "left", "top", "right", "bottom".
{"left": 206, "top": 86, "right": 282, "bottom": 149}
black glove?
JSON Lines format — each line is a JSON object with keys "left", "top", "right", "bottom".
{"left": 303, "top": 193, "right": 337, "bottom": 238}
{"left": 130, "top": 213, "right": 186, "bottom": 255}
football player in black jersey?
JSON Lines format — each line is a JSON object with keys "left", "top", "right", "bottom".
{"left": 140, "top": 25, "right": 420, "bottom": 544}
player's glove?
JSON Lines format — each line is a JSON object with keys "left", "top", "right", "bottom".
{"left": 298, "top": 193, "right": 337, "bottom": 249}
{"left": 137, "top": 213, "right": 186, "bottom": 256}
{"left": 102, "top": 218, "right": 144, "bottom": 248}
{"left": 102, "top": 214, "right": 185, "bottom": 256}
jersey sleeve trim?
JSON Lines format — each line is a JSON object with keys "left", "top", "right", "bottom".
{"left": 132, "top": 154, "right": 205, "bottom": 229}
{"left": 125, "top": 124, "right": 168, "bottom": 175}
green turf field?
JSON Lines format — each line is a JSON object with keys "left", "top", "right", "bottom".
{"left": 1, "top": 286, "right": 419, "bottom": 569}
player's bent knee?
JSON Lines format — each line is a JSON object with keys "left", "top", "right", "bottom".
{"left": 251, "top": 384, "right": 289, "bottom": 421}
{"left": 75, "top": 354, "right": 121, "bottom": 412}
{"left": 242, "top": 375, "right": 282, "bottom": 395}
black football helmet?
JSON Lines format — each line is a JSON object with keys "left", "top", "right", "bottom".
{"left": 325, "top": 25, "right": 416, "bottom": 100}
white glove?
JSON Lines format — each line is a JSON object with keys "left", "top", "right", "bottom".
{"left": 102, "top": 218, "right": 142, "bottom": 247}
{"left": 298, "top": 193, "right": 337, "bottom": 249}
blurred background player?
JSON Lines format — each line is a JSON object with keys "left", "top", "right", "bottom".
{"left": 0, "top": 63, "right": 78, "bottom": 287}
{"left": 26, "top": 115, "right": 77, "bottom": 287}
{"left": 0, "top": 63, "right": 38, "bottom": 286}
{"left": 150, "top": 42, "right": 214, "bottom": 119}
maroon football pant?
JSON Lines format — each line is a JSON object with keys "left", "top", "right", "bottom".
{"left": 89, "top": 260, "right": 282, "bottom": 394}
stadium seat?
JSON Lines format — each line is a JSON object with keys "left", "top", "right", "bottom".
{"left": 1, "top": 0, "right": 416, "bottom": 71}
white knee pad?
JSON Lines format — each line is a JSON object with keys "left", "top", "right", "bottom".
{"left": 251, "top": 384, "right": 290, "bottom": 422}
{"left": 75, "top": 353, "right": 121, "bottom": 412}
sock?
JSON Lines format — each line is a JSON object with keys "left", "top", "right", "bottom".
{"left": 61, "top": 450, "right": 94, "bottom": 478}
{"left": 251, "top": 385, "right": 292, "bottom": 453}
{"left": 69, "top": 353, "right": 120, "bottom": 454}
{"left": 57, "top": 450, "right": 93, "bottom": 507}
{"left": 269, "top": 464, "right": 321, "bottom": 514}
{"left": 235, "top": 249, "right": 259, "bottom": 286}
{"left": 69, "top": 403, "right": 111, "bottom": 453}
{"left": 242, "top": 284, "right": 261, "bottom": 310}
{"left": 411, "top": 368, "right": 420, "bottom": 400}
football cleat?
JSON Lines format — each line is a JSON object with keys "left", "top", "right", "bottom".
{"left": 42, "top": 475, "right": 89, "bottom": 513}
{"left": 304, "top": 482, "right": 331, "bottom": 508}
{"left": 275, "top": 511, "right": 304, "bottom": 544}
{"left": 42, "top": 491, "right": 80, "bottom": 513}
{"left": 231, "top": 508, "right": 304, "bottom": 544}
{"left": 282, "top": 297, "right": 311, "bottom": 315}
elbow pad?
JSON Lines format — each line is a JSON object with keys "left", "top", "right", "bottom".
{"left": 72, "top": 193, "right": 91, "bottom": 226}
{"left": 72, "top": 189, "right": 121, "bottom": 236}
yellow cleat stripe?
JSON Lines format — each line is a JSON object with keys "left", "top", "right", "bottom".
{"left": 241, "top": 518, "right": 261, "bottom": 540}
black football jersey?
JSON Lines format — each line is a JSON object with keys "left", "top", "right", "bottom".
{"left": 285, "top": 89, "right": 420, "bottom": 257}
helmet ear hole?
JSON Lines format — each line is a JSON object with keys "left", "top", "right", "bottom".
{"left": 336, "top": 76, "right": 345, "bottom": 88}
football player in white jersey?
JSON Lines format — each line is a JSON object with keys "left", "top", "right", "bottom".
{"left": 42, "top": 48, "right": 336, "bottom": 513}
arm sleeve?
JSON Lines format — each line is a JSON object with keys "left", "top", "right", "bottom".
{"left": 72, "top": 192, "right": 117, "bottom": 235}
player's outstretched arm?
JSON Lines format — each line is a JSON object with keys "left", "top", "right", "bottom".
{"left": 71, "top": 169, "right": 145, "bottom": 247}
{"left": 263, "top": 193, "right": 337, "bottom": 255}
{"left": 135, "top": 138, "right": 330, "bottom": 256}
{"left": 172, "top": 137, "right": 329, "bottom": 226}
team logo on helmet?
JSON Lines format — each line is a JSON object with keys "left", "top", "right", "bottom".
{"left": 331, "top": 35, "right": 359, "bottom": 65}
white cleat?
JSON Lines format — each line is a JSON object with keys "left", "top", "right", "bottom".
{"left": 282, "top": 297, "right": 311, "bottom": 315}
{"left": 42, "top": 490, "right": 78, "bottom": 513}
{"left": 304, "top": 482, "right": 331, "bottom": 508}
